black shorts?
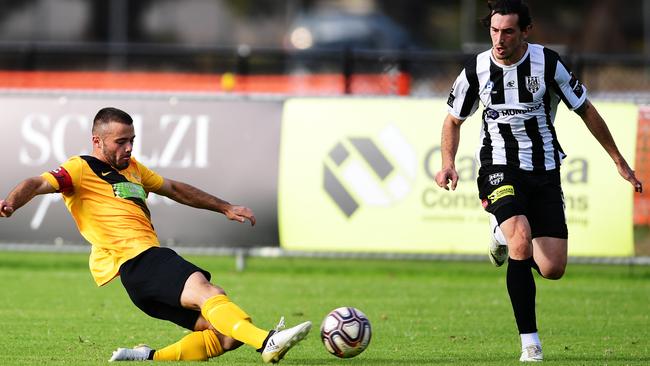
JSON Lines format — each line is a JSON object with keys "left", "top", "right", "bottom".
{"left": 119, "top": 247, "right": 211, "bottom": 330}
{"left": 477, "top": 165, "right": 568, "bottom": 239}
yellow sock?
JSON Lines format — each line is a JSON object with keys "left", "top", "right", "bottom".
{"left": 153, "top": 330, "right": 223, "bottom": 361}
{"left": 201, "top": 294, "right": 269, "bottom": 349}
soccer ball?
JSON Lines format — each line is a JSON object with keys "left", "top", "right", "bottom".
{"left": 320, "top": 307, "right": 372, "bottom": 358}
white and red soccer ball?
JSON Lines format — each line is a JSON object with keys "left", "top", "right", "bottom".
{"left": 320, "top": 307, "right": 372, "bottom": 358}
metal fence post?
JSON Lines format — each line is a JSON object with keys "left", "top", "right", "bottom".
{"left": 343, "top": 47, "right": 353, "bottom": 94}
{"left": 235, "top": 248, "right": 247, "bottom": 272}
{"left": 397, "top": 52, "right": 411, "bottom": 96}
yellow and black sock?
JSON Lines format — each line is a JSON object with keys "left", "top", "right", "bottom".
{"left": 201, "top": 294, "right": 269, "bottom": 349}
{"left": 153, "top": 329, "right": 223, "bottom": 361}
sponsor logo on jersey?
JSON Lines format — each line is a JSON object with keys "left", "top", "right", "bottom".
{"left": 506, "top": 80, "right": 517, "bottom": 89}
{"left": 499, "top": 103, "right": 543, "bottom": 116}
{"left": 483, "top": 104, "right": 544, "bottom": 121}
{"left": 484, "top": 108, "right": 499, "bottom": 120}
{"left": 525, "top": 76, "right": 540, "bottom": 93}
{"left": 112, "top": 182, "right": 147, "bottom": 200}
{"left": 488, "top": 185, "right": 515, "bottom": 204}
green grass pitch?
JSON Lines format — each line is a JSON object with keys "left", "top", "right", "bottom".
{"left": 0, "top": 251, "right": 648, "bottom": 365}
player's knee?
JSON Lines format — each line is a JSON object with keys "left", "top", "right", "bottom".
{"left": 541, "top": 265, "right": 565, "bottom": 280}
{"left": 194, "top": 316, "right": 212, "bottom": 331}
{"left": 508, "top": 238, "right": 533, "bottom": 259}
{"left": 506, "top": 231, "right": 532, "bottom": 259}
{"left": 515, "top": 230, "right": 532, "bottom": 247}
{"left": 509, "top": 245, "right": 531, "bottom": 259}
{"left": 219, "top": 335, "right": 243, "bottom": 352}
{"left": 206, "top": 283, "right": 226, "bottom": 295}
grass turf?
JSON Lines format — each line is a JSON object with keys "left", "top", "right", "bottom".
{"left": 0, "top": 251, "right": 648, "bottom": 365}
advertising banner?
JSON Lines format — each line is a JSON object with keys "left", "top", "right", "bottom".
{"left": 278, "top": 98, "right": 637, "bottom": 256}
{"left": 0, "top": 95, "right": 283, "bottom": 247}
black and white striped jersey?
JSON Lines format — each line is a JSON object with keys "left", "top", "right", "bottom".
{"left": 447, "top": 43, "right": 587, "bottom": 171}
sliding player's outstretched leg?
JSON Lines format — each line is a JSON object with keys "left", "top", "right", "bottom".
{"left": 259, "top": 317, "right": 312, "bottom": 364}
{"left": 201, "top": 294, "right": 311, "bottom": 363}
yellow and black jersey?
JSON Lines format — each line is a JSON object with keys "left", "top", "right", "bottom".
{"left": 41, "top": 155, "right": 164, "bottom": 286}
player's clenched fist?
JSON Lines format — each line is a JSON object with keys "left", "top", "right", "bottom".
{"left": 435, "top": 168, "right": 459, "bottom": 191}
{"left": 0, "top": 200, "right": 14, "bottom": 217}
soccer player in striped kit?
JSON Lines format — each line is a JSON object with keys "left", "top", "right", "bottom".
{"left": 434, "top": 0, "right": 642, "bottom": 361}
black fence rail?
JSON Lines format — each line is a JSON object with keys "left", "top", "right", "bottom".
{"left": 0, "top": 41, "right": 647, "bottom": 97}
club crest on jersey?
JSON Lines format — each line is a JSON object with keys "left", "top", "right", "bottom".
{"left": 525, "top": 76, "right": 540, "bottom": 93}
{"left": 488, "top": 172, "right": 504, "bottom": 185}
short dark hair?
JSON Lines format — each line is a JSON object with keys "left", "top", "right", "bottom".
{"left": 92, "top": 107, "right": 133, "bottom": 135}
{"left": 481, "top": 0, "right": 532, "bottom": 30}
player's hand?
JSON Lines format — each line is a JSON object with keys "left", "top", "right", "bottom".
{"left": 224, "top": 204, "right": 256, "bottom": 226}
{"left": 0, "top": 200, "right": 15, "bottom": 218}
{"left": 615, "top": 160, "right": 642, "bottom": 193}
{"left": 435, "top": 167, "right": 459, "bottom": 191}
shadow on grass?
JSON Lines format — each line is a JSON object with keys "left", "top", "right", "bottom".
{"left": 289, "top": 358, "right": 440, "bottom": 365}
{"left": 288, "top": 355, "right": 506, "bottom": 365}
{"left": 554, "top": 355, "right": 650, "bottom": 363}
{"left": 288, "top": 353, "right": 650, "bottom": 365}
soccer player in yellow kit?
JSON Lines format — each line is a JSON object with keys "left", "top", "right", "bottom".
{"left": 0, "top": 107, "right": 311, "bottom": 363}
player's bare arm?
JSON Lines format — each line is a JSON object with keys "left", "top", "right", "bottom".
{"left": 0, "top": 176, "right": 56, "bottom": 218}
{"left": 155, "top": 178, "right": 256, "bottom": 225}
{"left": 575, "top": 100, "right": 643, "bottom": 192}
{"left": 435, "top": 113, "right": 464, "bottom": 191}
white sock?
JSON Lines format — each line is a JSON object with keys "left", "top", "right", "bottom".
{"left": 520, "top": 332, "right": 541, "bottom": 349}
{"left": 489, "top": 214, "right": 507, "bottom": 245}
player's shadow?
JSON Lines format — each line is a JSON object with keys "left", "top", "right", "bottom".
{"left": 557, "top": 354, "right": 650, "bottom": 363}
{"left": 289, "top": 354, "right": 650, "bottom": 365}
{"left": 290, "top": 358, "right": 441, "bottom": 365}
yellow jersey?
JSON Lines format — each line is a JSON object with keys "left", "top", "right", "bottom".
{"left": 42, "top": 155, "right": 164, "bottom": 286}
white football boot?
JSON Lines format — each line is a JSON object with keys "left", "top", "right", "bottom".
{"left": 519, "top": 344, "right": 543, "bottom": 362}
{"left": 488, "top": 214, "right": 509, "bottom": 267}
{"left": 261, "top": 317, "right": 312, "bottom": 363}
{"left": 109, "top": 345, "right": 152, "bottom": 362}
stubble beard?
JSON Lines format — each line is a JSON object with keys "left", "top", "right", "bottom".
{"left": 102, "top": 144, "right": 128, "bottom": 170}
